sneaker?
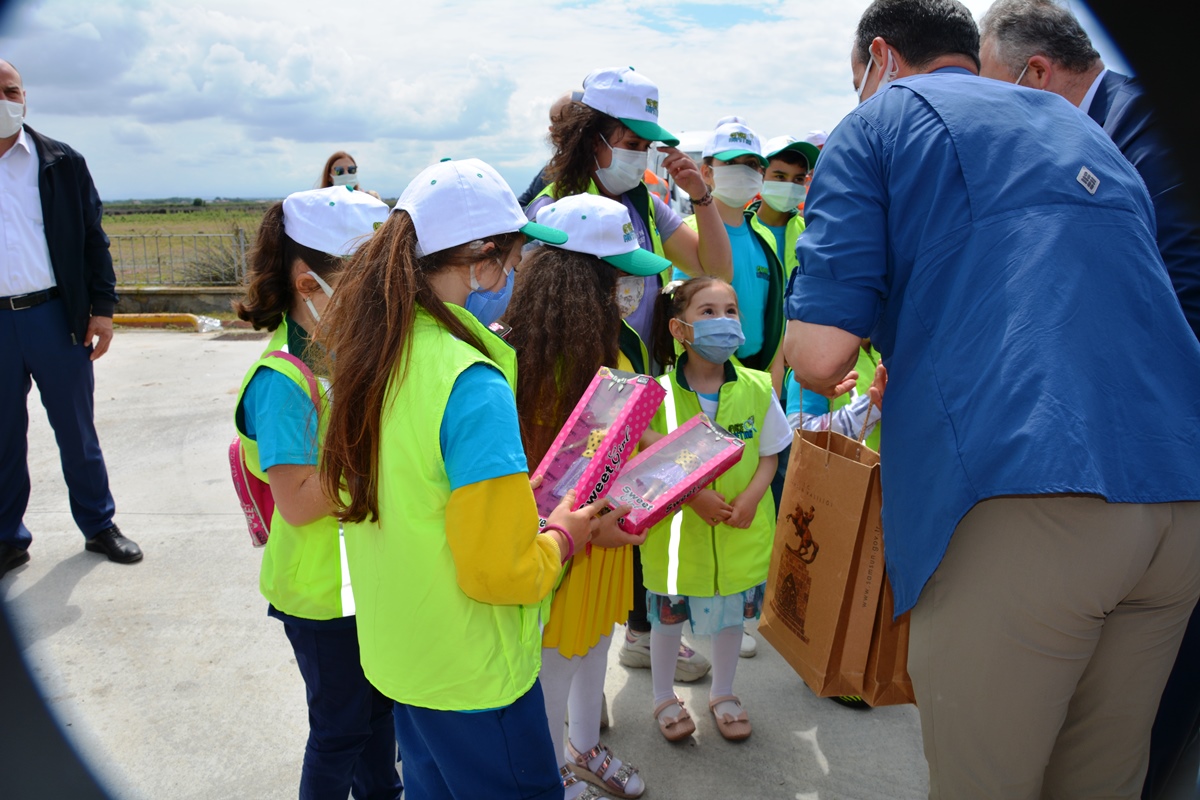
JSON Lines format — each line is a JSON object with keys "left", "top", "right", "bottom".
{"left": 618, "top": 627, "right": 711, "bottom": 682}
{"left": 739, "top": 631, "right": 757, "bottom": 658}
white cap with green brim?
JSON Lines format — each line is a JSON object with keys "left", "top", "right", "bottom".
{"left": 396, "top": 158, "right": 567, "bottom": 257}
{"left": 534, "top": 194, "right": 673, "bottom": 277}
{"left": 580, "top": 66, "right": 680, "bottom": 147}
{"left": 702, "top": 121, "right": 768, "bottom": 168}
{"left": 283, "top": 185, "right": 390, "bottom": 257}
{"left": 763, "top": 135, "right": 821, "bottom": 169}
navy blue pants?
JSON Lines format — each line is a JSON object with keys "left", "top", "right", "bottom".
{"left": 282, "top": 620, "right": 403, "bottom": 800}
{"left": 391, "top": 679, "right": 563, "bottom": 800}
{"left": 0, "top": 299, "right": 114, "bottom": 548}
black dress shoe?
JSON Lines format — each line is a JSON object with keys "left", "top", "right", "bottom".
{"left": 84, "top": 525, "right": 143, "bottom": 564}
{"left": 0, "top": 543, "right": 30, "bottom": 579}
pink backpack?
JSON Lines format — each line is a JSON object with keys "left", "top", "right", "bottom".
{"left": 229, "top": 351, "right": 321, "bottom": 547}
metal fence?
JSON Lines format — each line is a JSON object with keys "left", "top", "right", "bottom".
{"left": 109, "top": 230, "right": 249, "bottom": 286}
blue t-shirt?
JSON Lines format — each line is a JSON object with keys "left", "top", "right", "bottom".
{"left": 440, "top": 363, "right": 528, "bottom": 490}
{"left": 241, "top": 369, "right": 319, "bottom": 469}
{"left": 788, "top": 67, "right": 1200, "bottom": 615}
{"left": 674, "top": 220, "right": 768, "bottom": 360}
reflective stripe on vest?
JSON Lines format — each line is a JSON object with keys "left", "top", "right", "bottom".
{"left": 659, "top": 374, "right": 684, "bottom": 596}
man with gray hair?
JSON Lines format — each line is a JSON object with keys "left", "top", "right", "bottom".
{"left": 979, "top": 0, "right": 1200, "bottom": 343}
{"left": 980, "top": 7, "right": 1200, "bottom": 795}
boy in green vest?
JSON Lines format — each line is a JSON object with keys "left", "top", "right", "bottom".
{"left": 750, "top": 136, "right": 820, "bottom": 274}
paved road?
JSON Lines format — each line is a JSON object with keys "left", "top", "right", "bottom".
{"left": 2, "top": 329, "right": 928, "bottom": 799}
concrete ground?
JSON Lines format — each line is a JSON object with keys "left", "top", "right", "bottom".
{"left": 18, "top": 326, "right": 1189, "bottom": 799}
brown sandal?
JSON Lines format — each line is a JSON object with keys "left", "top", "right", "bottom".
{"left": 709, "top": 695, "right": 752, "bottom": 741}
{"left": 652, "top": 695, "right": 696, "bottom": 742}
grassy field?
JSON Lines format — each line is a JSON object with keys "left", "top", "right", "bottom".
{"left": 103, "top": 206, "right": 269, "bottom": 236}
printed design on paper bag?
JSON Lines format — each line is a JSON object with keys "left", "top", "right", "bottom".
{"left": 725, "top": 415, "right": 758, "bottom": 441}
{"left": 785, "top": 506, "right": 819, "bottom": 564}
{"left": 645, "top": 98, "right": 659, "bottom": 117}
{"left": 773, "top": 505, "right": 818, "bottom": 643}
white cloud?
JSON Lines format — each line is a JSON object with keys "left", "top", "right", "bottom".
{"left": 0, "top": 0, "right": 1130, "bottom": 200}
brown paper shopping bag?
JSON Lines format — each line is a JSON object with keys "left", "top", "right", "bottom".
{"left": 759, "top": 427, "right": 885, "bottom": 698}
{"left": 862, "top": 561, "right": 916, "bottom": 707}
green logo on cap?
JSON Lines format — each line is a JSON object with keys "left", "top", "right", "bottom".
{"left": 622, "top": 222, "right": 635, "bottom": 242}
{"left": 728, "top": 131, "right": 751, "bottom": 145}
{"left": 645, "top": 98, "right": 658, "bottom": 117}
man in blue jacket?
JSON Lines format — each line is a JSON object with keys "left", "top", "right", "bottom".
{"left": 979, "top": 6, "right": 1200, "bottom": 794}
{"left": 0, "top": 59, "right": 142, "bottom": 578}
{"left": 785, "top": 1, "right": 1200, "bottom": 796}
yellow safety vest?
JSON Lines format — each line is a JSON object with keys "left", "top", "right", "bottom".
{"left": 234, "top": 319, "right": 352, "bottom": 621}
{"left": 640, "top": 355, "right": 776, "bottom": 597}
{"left": 342, "top": 304, "right": 548, "bottom": 710}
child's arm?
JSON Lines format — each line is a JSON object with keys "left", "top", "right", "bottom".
{"left": 726, "top": 455, "right": 777, "bottom": 529}
{"left": 267, "top": 464, "right": 333, "bottom": 527}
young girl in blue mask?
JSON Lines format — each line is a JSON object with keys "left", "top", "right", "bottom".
{"left": 640, "top": 276, "right": 792, "bottom": 743}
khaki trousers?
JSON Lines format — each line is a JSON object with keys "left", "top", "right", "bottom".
{"left": 907, "top": 496, "right": 1200, "bottom": 799}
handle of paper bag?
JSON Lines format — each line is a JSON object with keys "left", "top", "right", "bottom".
{"left": 819, "top": 395, "right": 873, "bottom": 466}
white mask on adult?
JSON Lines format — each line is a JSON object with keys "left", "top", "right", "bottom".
{"left": 711, "top": 164, "right": 763, "bottom": 207}
{"left": 331, "top": 171, "right": 358, "bottom": 188}
{"left": 759, "top": 180, "right": 807, "bottom": 213}
{"left": 595, "top": 138, "right": 647, "bottom": 196}
{"left": 0, "top": 100, "right": 24, "bottom": 138}
{"left": 856, "top": 49, "right": 899, "bottom": 103}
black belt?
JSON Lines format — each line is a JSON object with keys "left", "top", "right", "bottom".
{"left": 0, "top": 287, "right": 59, "bottom": 311}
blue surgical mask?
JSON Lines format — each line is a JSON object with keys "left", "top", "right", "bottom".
{"left": 680, "top": 316, "right": 745, "bottom": 364}
{"left": 465, "top": 262, "right": 514, "bottom": 326}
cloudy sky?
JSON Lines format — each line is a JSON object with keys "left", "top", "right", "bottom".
{"left": 0, "top": 0, "right": 1128, "bottom": 201}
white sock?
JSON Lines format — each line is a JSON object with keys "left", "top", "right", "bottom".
{"left": 651, "top": 622, "right": 684, "bottom": 712}
{"left": 710, "top": 624, "right": 743, "bottom": 719}
{"left": 539, "top": 646, "right": 583, "bottom": 770}
{"left": 566, "top": 634, "right": 610, "bottom": 753}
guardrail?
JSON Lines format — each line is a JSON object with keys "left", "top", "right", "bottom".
{"left": 109, "top": 230, "right": 249, "bottom": 286}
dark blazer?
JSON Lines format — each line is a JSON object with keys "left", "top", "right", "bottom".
{"left": 23, "top": 125, "right": 117, "bottom": 344}
{"left": 1088, "top": 71, "right": 1200, "bottom": 342}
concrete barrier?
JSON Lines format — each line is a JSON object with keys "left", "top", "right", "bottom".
{"left": 115, "top": 285, "right": 242, "bottom": 314}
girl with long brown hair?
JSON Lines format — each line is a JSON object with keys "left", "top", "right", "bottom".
{"left": 506, "top": 194, "right": 672, "bottom": 800}
{"left": 316, "top": 158, "right": 609, "bottom": 799}
{"left": 526, "top": 66, "right": 731, "bottom": 681}
{"left": 232, "top": 186, "right": 400, "bottom": 798}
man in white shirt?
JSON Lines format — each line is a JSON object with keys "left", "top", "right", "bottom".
{"left": 0, "top": 58, "right": 142, "bottom": 578}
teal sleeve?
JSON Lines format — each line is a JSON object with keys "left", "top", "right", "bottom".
{"left": 440, "top": 363, "right": 529, "bottom": 491}
{"left": 241, "top": 368, "right": 319, "bottom": 469}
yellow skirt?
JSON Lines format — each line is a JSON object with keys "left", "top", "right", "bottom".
{"left": 542, "top": 543, "right": 633, "bottom": 658}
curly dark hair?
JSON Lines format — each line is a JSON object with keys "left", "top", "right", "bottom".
{"left": 503, "top": 245, "right": 621, "bottom": 465}
{"left": 543, "top": 101, "right": 625, "bottom": 199}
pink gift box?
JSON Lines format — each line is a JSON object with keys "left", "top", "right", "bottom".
{"left": 531, "top": 367, "right": 665, "bottom": 524}
{"left": 612, "top": 414, "right": 745, "bottom": 535}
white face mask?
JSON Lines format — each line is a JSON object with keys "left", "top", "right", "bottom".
{"left": 856, "top": 49, "right": 898, "bottom": 103}
{"left": 0, "top": 99, "right": 24, "bottom": 138}
{"left": 711, "top": 163, "right": 763, "bottom": 207}
{"left": 303, "top": 270, "right": 334, "bottom": 322}
{"left": 615, "top": 275, "right": 645, "bottom": 319}
{"left": 759, "top": 180, "right": 807, "bottom": 213}
{"left": 595, "top": 138, "right": 647, "bottom": 196}
{"left": 331, "top": 171, "right": 358, "bottom": 188}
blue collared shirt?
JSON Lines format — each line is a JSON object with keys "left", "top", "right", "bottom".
{"left": 787, "top": 68, "right": 1200, "bottom": 614}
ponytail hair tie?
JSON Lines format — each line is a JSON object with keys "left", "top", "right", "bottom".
{"left": 661, "top": 280, "right": 684, "bottom": 296}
